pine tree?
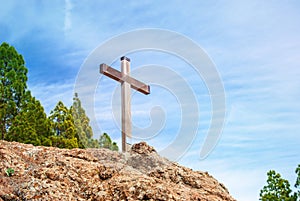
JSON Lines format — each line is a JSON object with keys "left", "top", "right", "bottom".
{"left": 99, "top": 133, "right": 119, "bottom": 151}
{"left": 99, "top": 133, "right": 112, "bottom": 149}
{"left": 296, "top": 164, "right": 300, "bottom": 197}
{"left": 260, "top": 170, "right": 297, "bottom": 201}
{"left": 111, "top": 142, "right": 119, "bottom": 151}
{"left": 7, "top": 91, "right": 52, "bottom": 146}
{"left": 88, "top": 138, "right": 100, "bottom": 148}
{"left": 0, "top": 42, "right": 28, "bottom": 140}
{"left": 71, "top": 93, "right": 95, "bottom": 148}
{"left": 48, "top": 101, "right": 78, "bottom": 149}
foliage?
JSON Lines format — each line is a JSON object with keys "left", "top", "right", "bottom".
{"left": 5, "top": 168, "right": 14, "bottom": 177}
{"left": 48, "top": 101, "right": 78, "bottom": 149}
{"left": 111, "top": 142, "right": 119, "bottom": 151}
{"left": 260, "top": 168, "right": 299, "bottom": 201}
{"left": 0, "top": 42, "right": 28, "bottom": 140}
{"left": 0, "top": 42, "right": 119, "bottom": 151}
{"left": 70, "top": 93, "right": 118, "bottom": 151}
{"left": 87, "top": 138, "right": 100, "bottom": 148}
{"left": 296, "top": 164, "right": 300, "bottom": 197}
{"left": 48, "top": 135, "right": 78, "bottom": 149}
{"left": 6, "top": 91, "right": 52, "bottom": 146}
{"left": 99, "top": 133, "right": 119, "bottom": 151}
{"left": 71, "top": 93, "right": 96, "bottom": 148}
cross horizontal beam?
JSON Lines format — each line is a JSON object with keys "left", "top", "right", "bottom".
{"left": 100, "top": 63, "right": 150, "bottom": 95}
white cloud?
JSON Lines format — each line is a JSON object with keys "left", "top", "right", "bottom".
{"left": 64, "top": 0, "right": 73, "bottom": 35}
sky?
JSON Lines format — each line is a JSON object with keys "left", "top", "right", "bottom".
{"left": 1, "top": 1, "right": 300, "bottom": 200}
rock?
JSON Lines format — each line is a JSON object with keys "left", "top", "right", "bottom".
{"left": 130, "top": 141, "right": 156, "bottom": 154}
{"left": 0, "top": 140, "right": 236, "bottom": 201}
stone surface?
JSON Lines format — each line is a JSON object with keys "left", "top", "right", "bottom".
{"left": 0, "top": 140, "right": 236, "bottom": 201}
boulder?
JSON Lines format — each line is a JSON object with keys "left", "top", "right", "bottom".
{"left": 0, "top": 140, "right": 236, "bottom": 201}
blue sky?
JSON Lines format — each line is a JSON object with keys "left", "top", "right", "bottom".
{"left": 1, "top": 1, "right": 300, "bottom": 200}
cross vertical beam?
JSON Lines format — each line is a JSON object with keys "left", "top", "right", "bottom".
{"left": 120, "top": 56, "right": 131, "bottom": 152}
{"left": 99, "top": 57, "right": 150, "bottom": 152}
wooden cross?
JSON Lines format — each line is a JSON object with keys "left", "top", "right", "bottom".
{"left": 100, "top": 56, "right": 150, "bottom": 152}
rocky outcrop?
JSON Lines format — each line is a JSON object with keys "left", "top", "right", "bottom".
{"left": 0, "top": 140, "right": 236, "bottom": 201}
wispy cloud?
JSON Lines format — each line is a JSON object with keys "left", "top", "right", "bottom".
{"left": 64, "top": 0, "right": 73, "bottom": 35}
{"left": 28, "top": 80, "right": 74, "bottom": 114}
